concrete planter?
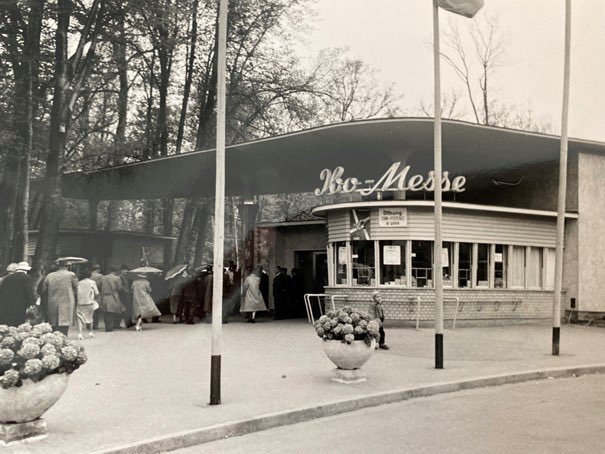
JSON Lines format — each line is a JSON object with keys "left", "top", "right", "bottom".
{"left": 322, "top": 339, "right": 376, "bottom": 370}
{"left": 0, "top": 373, "right": 69, "bottom": 424}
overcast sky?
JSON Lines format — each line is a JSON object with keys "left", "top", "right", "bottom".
{"left": 296, "top": 0, "right": 605, "bottom": 142}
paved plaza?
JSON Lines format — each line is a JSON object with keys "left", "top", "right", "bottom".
{"left": 5, "top": 319, "right": 605, "bottom": 453}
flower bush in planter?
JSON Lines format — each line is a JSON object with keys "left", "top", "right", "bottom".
{"left": 313, "top": 306, "right": 381, "bottom": 346}
{"left": 0, "top": 323, "right": 87, "bottom": 389}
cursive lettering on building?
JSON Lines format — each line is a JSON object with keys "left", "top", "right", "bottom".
{"left": 314, "top": 162, "right": 466, "bottom": 196}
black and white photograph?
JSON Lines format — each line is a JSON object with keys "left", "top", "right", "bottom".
{"left": 0, "top": 0, "right": 604, "bottom": 452}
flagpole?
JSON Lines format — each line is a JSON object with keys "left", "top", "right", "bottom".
{"left": 552, "top": 0, "right": 571, "bottom": 356}
{"left": 432, "top": 0, "right": 444, "bottom": 369}
{"left": 210, "top": 0, "right": 229, "bottom": 405}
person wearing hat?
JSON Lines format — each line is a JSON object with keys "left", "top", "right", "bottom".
{"left": 40, "top": 259, "right": 79, "bottom": 335}
{"left": 0, "top": 262, "right": 18, "bottom": 288}
{"left": 0, "top": 261, "right": 36, "bottom": 326}
{"left": 131, "top": 273, "right": 161, "bottom": 331}
{"left": 368, "top": 290, "right": 389, "bottom": 350}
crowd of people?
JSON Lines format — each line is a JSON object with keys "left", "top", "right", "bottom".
{"left": 0, "top": 259, "right": 307, "bottom": 337}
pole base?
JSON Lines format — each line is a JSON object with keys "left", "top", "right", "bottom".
{"left": 552, "top": 327, "right": 560, "bottom": 356}
{"left": 210, "top": 355, "right": 221, "bottom": 405}
{"left": 435, "top": 333, "right": 444, "bottom": 369}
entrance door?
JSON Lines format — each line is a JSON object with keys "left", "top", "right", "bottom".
{"left": 294, "top": 250, "right": 328, "bottom": 318}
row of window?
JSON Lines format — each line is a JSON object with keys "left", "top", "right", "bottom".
{"left": 329, "top": 240, "right": 556, "bottom": 290}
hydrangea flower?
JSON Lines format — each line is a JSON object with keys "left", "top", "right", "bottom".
{"left": 344, "top": 334, "right": 355, "bottom": 343}
{"left": 342, "top": 324, "right": 354, "bottom": 335}
{"left": 41, "top": 344, "right": 57, "bottom": 356}
{"left": 40, "top": 333, "right": 65, "bottom": 348}
{"left": 1, "top": 336, "right": 16, "bottom": 348}
{"left": 354, "top": 326, "right": 364, "bottom": 335}
{"left": 1, "top": 369, "right": 20, "bottom": 388}
{"left": 329, "top": 319, "right": 338, "bottom": 328}
{"left": 358, "top": 320, "right": 368, "bottom": 329}
{"left": 344, "top": 316, "right": 353, "bottom": 324}
{"left": 333, "top": 326, "right": 342, "bottom": 335}
{"left": 0, "top": 348, "right": 14, "bottom": 365}
{"left": 350, "top": 313, "right": 360, "bottom": 322}
{"left": 15, "top": 331, "right": 32, "bottom": 342}
{"left": 7, "top": 326, "right": 18, "bottom": 337}
{"left": 367, "top": 320, "right": 380, "bottom": 334}
{"left": 17, "top": 342, "right": 40, "bottom": 360}
{"left": 42, "top": 355, "right": 60, "bottom": 371}
{"left": 61, "top": 346, "right": 78, "bottom": 362}
{"left": 23, "top": 358, "right": 43, "bottom": 377}
{"left": 316, "top": 327, "right": 325, "bottom": 337}
{"left": 35, "top": 323, "right": 53, "bottom": 334}
{"left": 322, "top": 322, "right": 331, "bottom": 331}
{"left": 317, "top": 315, "right": 329, "bottom": 324}
{"left": 17, "top": 323, "right": 32, "bottom": 333}
{"left": 0, "top": 325, "right": 9, "bottom": 334}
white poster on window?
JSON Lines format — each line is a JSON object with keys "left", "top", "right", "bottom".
{"left": 383, "top": 245, "right": 401, "bottom": 265}
{"left": 378, "top": 208, "right": 407, "bottom": 227}
{"left": 495, "top": 252, "right": 503, "bottom": 263}
{"left": 441, "top": 248, "right": 449, "bottom": 268}
{"left": 338, "top": 247, "right": 347, "bottom": 265}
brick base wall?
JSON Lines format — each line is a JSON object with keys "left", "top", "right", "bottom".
{"left": 324, "top": 287, "right": 563, "bottom": 321}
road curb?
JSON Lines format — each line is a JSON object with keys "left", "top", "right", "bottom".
{"left": 97, "top": 364, "right": 605, "bottom": 454}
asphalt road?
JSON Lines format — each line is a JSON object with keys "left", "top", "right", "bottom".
{"left": 173, "top": 374, "right": 605, "bottom": 453}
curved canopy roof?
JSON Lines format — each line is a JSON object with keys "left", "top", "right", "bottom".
{"left": 58, "top": 117, "right": 605, "bottom": 200}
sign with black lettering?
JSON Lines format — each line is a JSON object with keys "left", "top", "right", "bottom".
{"left": 378, "top": 208, "right": 407, "bottom": 227}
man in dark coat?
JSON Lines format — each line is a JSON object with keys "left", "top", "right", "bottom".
{"left": 0, "top": 262, "right": 36, "bottom": 326}
{"left": 272, "top": 267, "right": 290, "bottom": 320}
{"left": 259, "top": 266, "right": 269, "bottom": 313}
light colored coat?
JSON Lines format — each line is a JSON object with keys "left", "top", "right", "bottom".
{"left": 100, "top": 273, "right": 125, "bottom": 314}
{"left": 241, "top": 274, "right": 267, "bottom": 313}
{"left": 42, "top": 269, "right": 78, "bottom": 326}
{"left": 131, "top": 279, "right": 161, "bottom": 320}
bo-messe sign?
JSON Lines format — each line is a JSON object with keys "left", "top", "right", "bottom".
{"left": 314, "top": 162, "right": 466, "bottom": 196}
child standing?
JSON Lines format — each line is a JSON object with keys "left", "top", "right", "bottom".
{"left": 368, "top": 290, "right": 389, "bottom": 350}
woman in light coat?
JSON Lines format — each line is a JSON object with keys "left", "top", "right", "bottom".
{"left": 240, "top": 266, "right": 267, "bottom": 323}
{"left": 131, "top": 274, "right": 161, "bottom": 331}
{"left": 76, "top": 270, "right": 99, "bottom": 339}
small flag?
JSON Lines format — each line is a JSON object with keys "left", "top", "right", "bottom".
{"left": 436, "top": 0, "right": 484, "bottom": 18}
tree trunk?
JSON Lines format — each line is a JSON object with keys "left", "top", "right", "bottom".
{"left": 106, "top": 5, "right": 129, "bottom": 232}
{"left": 32, "top": 0, "right": 71, "bottom": 282}
{"left": 173, "top": 198, "right": 197, "bottom": 265}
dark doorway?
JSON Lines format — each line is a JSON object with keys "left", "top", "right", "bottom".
{"left": 294, "top": 250, "right": 328, "bottom": 318}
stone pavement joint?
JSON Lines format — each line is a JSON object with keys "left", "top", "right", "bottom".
{"left": 97, "top": 364, "right": 605, "bottom": 454}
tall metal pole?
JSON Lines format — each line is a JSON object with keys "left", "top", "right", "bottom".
{"left": 210, "top": 0, "right": 229, "bottom": 405}
{"left": 552, "top": 0, "right": 571, "bottom": 356}
{"left": 432, "top": 1, "right": 444, "bottom": 369}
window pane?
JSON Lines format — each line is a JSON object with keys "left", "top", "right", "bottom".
{"left": 412, "top": 240, "right": 432, "bottom": 287}
{"left": 441, "top": 242, "right": 453, "bottom": 287}
{"left": 458, "top": 243, "right": 472, "bottom": 288}
{"left": 511, "top": 246, "right": 525, "bottom": 288}
{"left": 380, "top": 240, "right": 406, "bottom": 285}
{"left": 477, "top": 244, "right": 489, "bottom": 287}
{"left": 351, "top": 241, "right": 375, "bottom": 286}
{"left": 334, "top": 241, "right": 347, "bottom": 285}
{"left": 544, "top": 248, "right": 555, "bottom": 289}
{"left": 494, "top": 244, "right": 507, "bottom": 288}
{"left": 527, "top": 247, "right": 543, "bottom": 288}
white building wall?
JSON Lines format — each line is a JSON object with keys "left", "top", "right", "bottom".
{"left": 577, "top": 152, "right": 605, "bottom": 312}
